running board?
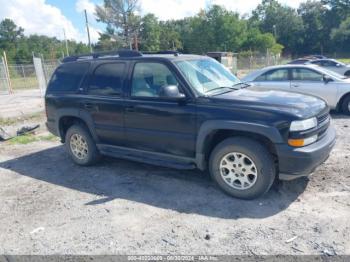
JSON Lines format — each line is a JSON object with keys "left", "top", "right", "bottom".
{"left": 97, "top": 144, "right": 197, "bottom": 170}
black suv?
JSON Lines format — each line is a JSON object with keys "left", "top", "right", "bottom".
{"left": 45, "top": 50, "right": 336, "bottom": 199}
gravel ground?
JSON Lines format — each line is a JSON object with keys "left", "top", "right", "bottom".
{"left": 0, "top": 114, "right": 349, "bottom": 256}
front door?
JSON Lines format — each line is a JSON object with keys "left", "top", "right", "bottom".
{"left": 290, "top": 67, "right": 337, "bottom": 106}
{"left": 124, "top": 61, "right": 197, "bottom": 158}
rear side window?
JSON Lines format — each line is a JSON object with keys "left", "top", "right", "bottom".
{"left": 48, "top": 62, "right": 89, "bottom": 93}
{"left": 87, "top": 63, "right": 125, "bottom": 96}
{"left": 255, "top": 69, "right": 289, "bottom": 81}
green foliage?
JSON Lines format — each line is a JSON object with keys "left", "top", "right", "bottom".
{"left": 96, "top": 0, "right": 141, "bottom": 48}
{"left": 331, "top": 17, "right": 350, "bottom": 51}
{"left": 2, "top": 0, "right": 350, "bottom": 60}
{"left": 250, "top": 0, "right": 304, "bottom": 54}
{"left": 0, "top": 18, "right": 91, "bottom": 64}
{"left": 139, "top": 14, "right": 161, "bottom": 51}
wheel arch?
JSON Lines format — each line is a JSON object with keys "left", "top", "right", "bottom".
{"left": 336, "top": 92, "right": 350, "bottom": 112}
{"left": 195, "top": 120, "right": 283, "bottom": 170}
{"left": 56, "top": 109, "right": 98, "bottom": 143}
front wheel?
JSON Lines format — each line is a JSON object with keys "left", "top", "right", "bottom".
{"left": 209, "top": 137, "right": 276, "bottom": 199}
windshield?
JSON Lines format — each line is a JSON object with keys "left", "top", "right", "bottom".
{"left": 175, "top": 58, "right": 241, "bottom": 94}
{"left": 318, "top": 67, "right": 347, "bottom": 79}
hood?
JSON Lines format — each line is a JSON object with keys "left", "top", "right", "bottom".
{"left": 210, "top": 88, "right": 327, "bottom": 119}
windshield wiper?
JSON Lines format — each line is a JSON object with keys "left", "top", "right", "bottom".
{"left": 232, "top": 82, "right": 250, "bottom": 89}
{"left": 204, "top": 86, "right": 234, "bottom": 94}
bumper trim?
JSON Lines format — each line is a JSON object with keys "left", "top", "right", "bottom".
{"left": 276, "top": 126, "right": 336, "bottom": 179}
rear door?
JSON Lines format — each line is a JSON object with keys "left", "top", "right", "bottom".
{"left": 290, "top": 67, "right": 338, "bottom": 106}
{"left": 123, "top": 60, "right": 197, "bottom": 158}
{"left": 81, "top": 61, "right": 127, "bottom": 146}
{"left": 252, "top": 68, "right": 291, "bottom": 91}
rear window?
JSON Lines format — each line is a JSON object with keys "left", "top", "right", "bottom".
{"left": 87, "top": 63, "right": 125, "bottom": 96}
{"left": 48, "top": 62, "right": 89, "bottom": 93}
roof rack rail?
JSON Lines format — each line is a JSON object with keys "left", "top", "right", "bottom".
{"left": 61, "top": 49, "right": 142, "bottom": 63}
{"left": 142, "top": 50, "right": 180, "bottom": 56}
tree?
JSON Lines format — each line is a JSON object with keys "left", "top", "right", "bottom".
{"left": 331, "top": 17, "right": 350, "bottom": 52}
{"left": 158, "top": 21, "right": 183, "bottom": 51}
{"left": 95, "top": 32, "right": 120, "bottom": 52}
{"left": 251, "top": 0, "right": 304, "bottom": 55}
{"left": 139, "top": 14, "right": 160, "bottom": 51}
{"left": 183, "top": 6, "right": 247, "bottom": 54}
{"left": 243, "top": 28, "right": 283, "bottom": 54}
{"left": 96, "top": 0, "right": 141, "bottom": 49}
{"left": 0, "top": 18, "right": 24, "bottom": 61}
{"left": 298, "top": 0, "right": 328, "bottom": 54}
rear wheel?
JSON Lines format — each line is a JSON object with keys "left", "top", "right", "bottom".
{"left": 341, "top": 95, "right": 350, "bottom": 115}
{"left": 209, "top": 137, "right": 276, "bottom": 199}
{"left": 344, "top": 71, "right": 350, "bottom": 77}
{"left": 65, "top": 124, "right": 100, "bottom": 166}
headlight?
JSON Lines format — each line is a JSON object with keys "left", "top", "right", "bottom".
{"left": 290, "top": 117, "right": 317, "bottom": 132}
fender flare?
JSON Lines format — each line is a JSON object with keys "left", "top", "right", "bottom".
{"left": 55, "top": 108, "right": 99, "bottom": 142}
{"left": 195, "top": 120, "right": 284, "bottom": 170}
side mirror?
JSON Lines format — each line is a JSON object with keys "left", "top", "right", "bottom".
{"left": 323, "top": 75, "right": 333, "bottom": 84}
{"left": 336, "top": 63, "right": 342, "bottom": 67}
{"left": 159, "top": 85, "right": 186, "bottom": 100}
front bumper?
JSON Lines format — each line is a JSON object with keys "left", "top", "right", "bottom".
{"left": 276, "top": 126, "right": 336, "bottom": 180}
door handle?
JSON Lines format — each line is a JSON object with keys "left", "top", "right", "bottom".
{"left": 84, "top": 103, "right": 98, "bottom": 111}
{"left": 292, "top": 84, "right": 299, "bottom": 88}
{"left": 125, "top": 106, "right": 135, "bottom": 113}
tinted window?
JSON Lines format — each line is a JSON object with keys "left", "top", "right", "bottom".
{"left": 292, "top": 68, "right": 323, "bottom": 81}
{"left": 88, "top": 63, "right": 125, "bottom": 96}
{"left": 256, "top": 69, "right": 289, "bottom": 81}
{"left": 322, "top": 60, "right": 337, "bottom": 67}
{"left": 48, "top": 62, "right": 89, "bottom": 92}
{"left": 131, "top": 62, "right": 179, "bottom": 97}
{"left": 311, "top": 60, "right": 322, "bottom": 66}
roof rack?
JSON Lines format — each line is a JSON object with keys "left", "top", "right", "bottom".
{"left": 142, "top": 51, "right": 180, "bottom": 56}
{"left": 61, "top": 49, "right": 143, "bottom": 63}
{"left": 61, "top": 50, "right": 180, "bottom": 63}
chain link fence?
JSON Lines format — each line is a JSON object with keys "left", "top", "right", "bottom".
{"left": 236, "top": 54, "right": 291, "bottom": 78}
{"left": 0, "top": 54, "right": 290, "bottom": 94}
{"left": 0, "top": 58, "right": 9, "bottom": 94}
{"left": 0, "top": 59, "right": 60, "bottom": 93}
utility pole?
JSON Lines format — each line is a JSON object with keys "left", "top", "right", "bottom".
{"left": 63, "top": 28, "right": 69, "bottom": 56}
{"left": 273, "top": 25, "right": 277, "bottom": 39}
{"left": 84, "top": 10, "right": 93, "bottom": 53}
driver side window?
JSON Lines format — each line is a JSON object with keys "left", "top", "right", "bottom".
{"left": 292, "top": 68, "right": 323, "bottom": 81}
{"left": 131, "top": 62, "right": 179, "bottom": 97}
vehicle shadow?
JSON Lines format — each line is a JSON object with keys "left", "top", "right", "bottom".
{"left": 330, "top": 111, "right": 350, "bottom": 119}
{"left": 0, "top": 145, "right": 308, "bottom": 219}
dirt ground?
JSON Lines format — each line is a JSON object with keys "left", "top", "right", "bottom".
{"left": 0, "top": 89, "right": 43, "bottom": 119}
{"left": 0, "top": 113, "right": 349, "bottom": 256}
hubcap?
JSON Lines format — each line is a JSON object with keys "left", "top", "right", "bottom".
{"left": 70, "top": 134, "right": 88, "bottom": 160}
{"left": 219, "top": 152, "right": 258, "bottom": 190}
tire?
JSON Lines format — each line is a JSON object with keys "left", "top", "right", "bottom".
{"left": 209, "top": 137, "right": 276, "bottom": 200}
{"left": 65, "top": 124, "right": 100, "bottom": 166}
{"left": 341, "top": 95, "right": 350, "bottom": 115}
{"left": 345, "top": 71, "right": 350, "bottom": 77}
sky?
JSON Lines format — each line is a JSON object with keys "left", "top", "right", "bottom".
{"left": 0, "top": 0, "right": 308, "bottom": 44}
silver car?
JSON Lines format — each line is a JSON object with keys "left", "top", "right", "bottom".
{"left": 242, "top": 64, "right": 350, "bottom": 115}
{"left": 309, "top": 59, "right": 350, "bottom": 77}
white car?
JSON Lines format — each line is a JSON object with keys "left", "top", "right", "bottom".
{"left": 242, "top": 64, "right": 350, "bottom": 115}
{"left": 309, "top": 59, "right": 350, "bottom": 77}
